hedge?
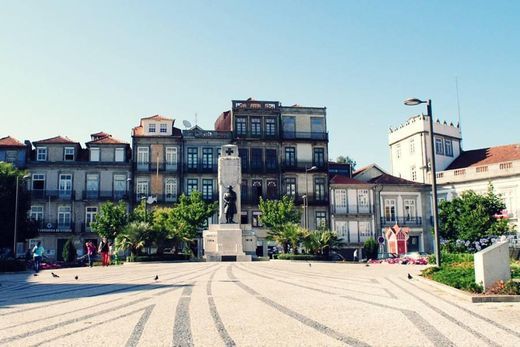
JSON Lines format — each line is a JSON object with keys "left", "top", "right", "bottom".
{"left": 274, "top": 254, "right": 324, "bottom": 261}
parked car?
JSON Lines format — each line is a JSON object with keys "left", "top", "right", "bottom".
{"left": 378, "top": 252, "right": 399, "bottom": 260}
{"left": 403, "top": 251, "right": 429, "bottom": 259}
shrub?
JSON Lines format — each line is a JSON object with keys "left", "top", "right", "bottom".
{"left": 486, "top": 280, "right": 520, "bottom": 295}
{"left": 274, "top": 254, "right": 324, "bottom": 261}
{"left": 62, "top": 237, "right": 77, "bottom": 263}
{"left": 363, "top": 238, "right": 378, "bottom": 260}
{"left": 0, "top": 259, "right": 26, "bottom": 272}
{"left": 254, "top": 256, "right": 270, "bottom": 261}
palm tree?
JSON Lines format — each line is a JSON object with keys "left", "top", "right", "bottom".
{"left": 115, "top": 221, "right": 151, "bottom": 259}
{"left": 303, "top": 230, "right": 345, "bottom": 258}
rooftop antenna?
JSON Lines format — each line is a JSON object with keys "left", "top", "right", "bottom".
{"left": 195, "top": 112, "right": 198, "bottom": 126}
{"left": 455, "top": 76, "right": 463, "bottom": 149}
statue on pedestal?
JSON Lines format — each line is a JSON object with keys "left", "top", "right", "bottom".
{"left": 223, "top": 185, "right": 237, "bottom": 223}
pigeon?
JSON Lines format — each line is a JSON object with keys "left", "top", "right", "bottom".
{"left": 51, "top": 272, "right": 60, "bottom": 278}
{"left": 307, "top": 262, "right": 312, "bottom": 267}
{"left": 154, "top": 275, "right": 159, "bottom": 281}
{"left": 75, "top": 275, "right": 78, "bottom": 280}
{"left": 408, "top": 273, "right": 413, "bottom": 280}
{"left": 365, "top": 264, "right": 370, "bottom": 267}
{"left": 33, "top": 273, "right": 38, "bottom": 276}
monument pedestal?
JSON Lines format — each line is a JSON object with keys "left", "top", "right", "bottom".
{"left": 203, "top": 224, "right": 252, "bottom": 262}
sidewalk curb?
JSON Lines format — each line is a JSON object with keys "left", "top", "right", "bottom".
{"left": 417, "top": 276, "right": 520, "bottom": 303}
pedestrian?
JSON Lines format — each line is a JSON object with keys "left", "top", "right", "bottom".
{"left": 32, "top": 241, "right": 45, "bottom": 273}
{"left": 98, "top": 237, "right": 110, "bottom": 266}
{"left": 353, "top": 249, "right": 358, "bottom": 262}
{"left": 86, "top": 241, "right": 96, "bottom": 267}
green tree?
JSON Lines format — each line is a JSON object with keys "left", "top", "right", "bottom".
{"left": 303, "top": 230, "right": 345, "bottom": 257}
{"left": 259, "top": 195, "right": 301, "bottom": 252}
{"left": 363, "top": 238, "right": 378, "bottom": 260}
{"left": 91, "top": 201, "right": 129, "bottom": 239}
{"left": 115, "top": 221, "right": 151, "bottom": 259}
{"left": 0, "top": 162, "right": 37, "bottom": 249}
{"left": 439, "top": 185, "right": 512, "bottom": 242}
{"left": 336, "top": 155, "right": 357, "bottom": 170}
{"left": 62, "top": 237, "right": 77, "bottom": 263}
{"left": 274, "top": 223, "right": 305, "bottom": 254}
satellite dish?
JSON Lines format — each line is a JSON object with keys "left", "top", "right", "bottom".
{"left": 147, "top": 196, "right": 157, "bottom": 204}
{"left": 183, "top": 120, "right": 192, "bottom": 128}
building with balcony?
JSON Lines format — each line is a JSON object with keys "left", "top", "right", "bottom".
{"left": 131, "top": 115, "right": 183, "bottom": 205}
{"left": 25, "top": 134, "right": 131, "bottom": 260}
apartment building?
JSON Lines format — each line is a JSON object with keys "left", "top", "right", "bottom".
{"left": 0, "top": 136, "right": 28, "bottom": 169}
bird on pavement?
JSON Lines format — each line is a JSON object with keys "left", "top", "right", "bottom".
{"left": 408, "top": 273, "right": 413, "bottom": 280}
{"left": 365, "top": 264, "right": 370, "bottom": 267}
{"left": 51, "top": 272, "right": 60, "bottom": 278}
{"left": 307, "top": 262, "right": 312, "bottom": 267}
{"left": 154, "top": 275, "right": 159, "bottom": 281}
{"left": 33, "top": 273, "right": 38, "bottom": 276}
{"left": 75, "top": 275, "right": 78, "bottom": 280}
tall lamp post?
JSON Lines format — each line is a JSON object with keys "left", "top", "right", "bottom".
{"left": 404, "top": 98, "right": 441, "bottom": 267}
{"left": 13, "top": 174, "right": 30, "bottom": 258}
{"left": 304, "top": 166, "right": 317, "bottom": 230}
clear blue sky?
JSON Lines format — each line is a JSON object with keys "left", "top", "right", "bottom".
{"left": 1, "top": 0, "right": 519, "bottom": 170}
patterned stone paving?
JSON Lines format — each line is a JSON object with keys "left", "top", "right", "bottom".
{"left": 1, "top": 261, "right": 519, "bottom": 346}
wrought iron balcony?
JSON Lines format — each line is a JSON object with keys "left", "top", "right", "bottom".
{"left": 281, "top": 161, "right": 328, "bottom": 172}
{"left": 82, "top": 190, "right": 129, "bottom": 201}
{"left": 282, "top": 131, "right": 328, "bottom": 141}
{"left": 332, "top": 204, "right": 374, "bottom": 215}
{"left": 183, "top": 163, "right": 218, "bottom": 173}
{"left": 380, "top": 217, "right": 423, "bottom": 226}
{"left": 30, "top": 189, "right": 75, "bottom": 201}
{"left": 36, "top": 220, "right": 75, "bottom": 232}
{"left": 136, "top": 162, "right": 180, "bottom": 172}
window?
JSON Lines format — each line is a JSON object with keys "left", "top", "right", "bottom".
{"left": 251, "top": 148, "right": 262, "bottom": 170}
{"left": 284, "top": 147, "right": 296, "bottom": 167}
{"left": 314, "top": 177, "right": 326, "bottom": 201}
{"left": 500, "top": 162, "right": 513, "bottom": 170}
{"left": 334, "top": 189, "right": 347, "bottom": 209}
{"left": 241, "top": 179, "right": 248, "bottom": 201}
{"left": 86, "top": 174, "right": 99, "bottom": 199}
{"left": 404, "top": 199, "right": 416, "bottom": 221}
{"left": 313, "top": 148, "right": 325, "bottom": 167}
{"left": 115, "top": 148, "right": 125, "bottom": 162}
{"left": 266, "top": 180, "right": 277, "bottom": 200}
{"left": 58, "top": 206, "right": 72, "bottom": 227}
{"left": 90, "top": 148, "right": 100, "bottom": 162}
{"left": 5, "top": 150, "right": 17, "bottom": 163}
{"left": 64, "top": 147, "right": 75, "bottom": 161}
{"left": 239, "top": 148, "right": 248, "bottom": 170}
{"left": 37, "top": 147, "right": 47, "bottom": 161}
{"left": 187, "top": 148, "right": 198, "bottom": 169}
{"left": 251, "top": 117, "right": 261, "bottom": 136}
{"left": 241, "top": 211, "right": 248, "bottom": 224}
{"left": 435, "top": 138, "right": 444, "bottom": 155}
{"left": 30, "top": 206, "right": 44, "bottom": 221}
{"left": 165, "top": 178, "right": 177, "bottom": 202}
{"left": 265, "top": 149, "right": 277, "bottom": 170}
{"left": 265, "top": 118, "right": 276, "bottom": 136}
{"left": 160, "top": 123, "right": 168, "bottom": 133}
{"left": 202, "top": 179, "right": 213, "bottom": 200}
{"left": 165, "top": 147, "right": 177, "bottom": 169}
{"left": 32, "top": 174, "right": 45, "bottom": 190}
{"left": 358, "top": 189, "right": 369, "bottom": 209}
{"left": 315, "top": 211, "right": 327, "bottom": 229}
{"left": 411, "top": 166, "right": 417, "bottom": 181}
{"left": 335, "top": 221, "right": 348, "bottom": 238}
{"left": 113, "top": 175, "right": 126, "bottom": 199}
{"left": 284, "top": 177, "right": 296, "bottom": 198}
{"left": 236, "top": 117, "right": 247, "bottom": 136}
{"left": 410, "top": 139, "right": 415, "bottom": 153}
{"left": 136, "top": 179, "right": 149, "bottom": 200}
{"left": 282, "top": 117, "right": 296, "bottom": 137}
{"left": 59, "top": 174, "right": 73, "bottom": 198}
{"left": 396, "top": 144, "right": 401, "bottom": 159}
{"left": 384, "top": 199, "right": 396, "bottom": 221}
{"left": 252, "top": 180, "right": 262, "bottom": 203}
{"left": 137, "top": 147, "right": 149, "bottom": 167}
{"left": 202, "top": 148, "right": 213, "bottom": 170}
{"left": 445, "top": 139, "right": 453, "bottom": 157}
{"left": 311, "top": 117, "right": 325, "bottom": 137}
{"left": 85, "top": 207, "right": 97, "bottom": 227}
{"left": 359, "top": 222, "right": 371, "bottom": 242}
{"left": 148, "top": 123, "right": 156, "bottom": 133}
{"left": 252, "top": 211, "right": 262, "bottom": 227}
{"left": 187, "top": 179, "right": 198, "bottom": 195}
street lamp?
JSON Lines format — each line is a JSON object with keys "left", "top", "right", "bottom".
{"left": 404, "top": 98, "right": 441, "bottom": 267}
{"left": 304, "top": 166, "right": 318, "bottom": 230}
{"left": 13, "top": 174, "right": 30, "bottom": 258}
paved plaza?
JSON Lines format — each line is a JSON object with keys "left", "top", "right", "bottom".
{"left": 1, "top": 261, "right": 519, "bottom": 346}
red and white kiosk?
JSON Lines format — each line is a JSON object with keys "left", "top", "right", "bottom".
{"left": 385, "top": 224, "right": 410, "bottom": 255}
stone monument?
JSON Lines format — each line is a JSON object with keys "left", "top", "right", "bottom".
{"left": 474, "top": 237, "right": 511, "bottom": 290}
{"left": 202, "top": 144, "right": 253, "bottom": 261}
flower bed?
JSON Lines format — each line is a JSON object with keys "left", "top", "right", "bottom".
{"left": 368, "top": 256, "right": 428, "bottom": 265}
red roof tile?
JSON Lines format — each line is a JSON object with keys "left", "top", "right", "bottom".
{"left": 86, "top": 136, "right": 128, "bottom": 145}
{"left": 0, "top": 136, "right": 25, "bottom": 147}
{"left": 368, "top": 173, "right": 425, "bottom": 186}
{"left": 330, "top": 175, "right": 368, "bottom": 185}
{"left": 90, "top": 131, "right": 110, "bottom": 138}
{"left": 446, "top": 144, "right": 520, "bottom": 170}
{"left": 33, "top": 136, "right": 78, "bottom": 145}
{"left": 141, "top": 115, "right": 173, "bottom": 122}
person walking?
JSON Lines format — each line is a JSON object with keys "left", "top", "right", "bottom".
{"left": 98, "top": 237, "right": 110, "bottom": 267}
{"left": 32, "top": 241, "right": 45, "bottom": 273}
{"left": 353, "top": 249, "right": 358, "bottom": 262}
{"left": 86, "top": 241, "right": 96, "bottom": 267}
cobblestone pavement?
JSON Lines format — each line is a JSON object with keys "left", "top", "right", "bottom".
{"left": 1, "top": 261, "right": 519, "bottom": 346}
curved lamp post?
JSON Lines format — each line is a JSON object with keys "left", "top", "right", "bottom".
{"left": 404, "top": 98, "right": 441, "bottom": 267}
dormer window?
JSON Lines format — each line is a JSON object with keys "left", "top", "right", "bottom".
{"left": 36, "top": 147, "right": 47, "bottom": 161}
{"left": 148, "top": 124, "right": 156, "bottom": 133}
{"left": 160, "top": 123, "right": 168, "bottom": 133}
{"left": 64, "top": 147, "right": 75, "bottom": 161}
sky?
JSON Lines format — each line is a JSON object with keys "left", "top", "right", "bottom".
{"left": 1, "top": 0, "right": 519, "bottom": 170}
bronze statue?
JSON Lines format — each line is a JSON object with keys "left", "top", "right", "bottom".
{"left": 223, "top": 185, "right": 237, "bottom": 223}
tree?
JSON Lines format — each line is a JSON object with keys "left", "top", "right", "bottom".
{"left": 0, "top": 162, "right": 37, "bottom": 249}
{"left": 259, "top": 195, "right": 301, "bottom": 252}
{"left": 91, "top": 201, "right": 129, "bottom": 239}
{"left": 62, "top": 237, "right": 77, "bottom": 263}
{"left": 336, "top": 155, "right": 357, "bottom": 170}
{"left": 363, "top": 238, "right": 378, "bottom": 260}
{"left": 303, "top": 230, "right": 345, "bottom": 257}
{"left": 115, "top": 221, "right": 151, "bottom": 259}
{"left": 439, "top": 185, "right": 513, "bottom": 243}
